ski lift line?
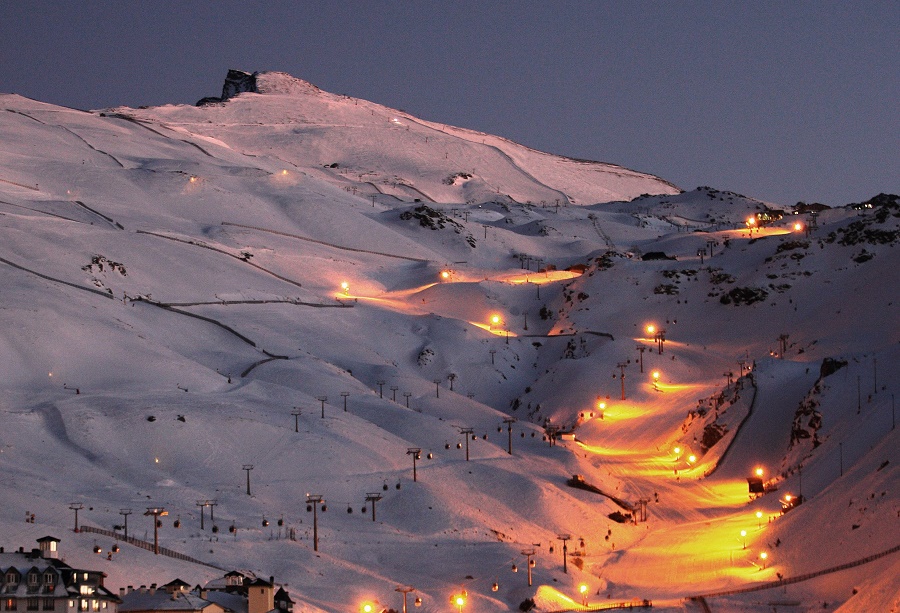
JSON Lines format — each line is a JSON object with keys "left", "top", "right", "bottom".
{"left": 160, "top": 298, "right": 351, "bottom": 308}
{"left": 135, "top": 230, "right": 304, "bottom": 289}
{"left": 220, "top": 222, "right": 430, "bottom": 263}
{"left": 688, "top": 541, "right": 900, "bottom": 601}
{"left": 0, "top": 256, "right": 115, "bottom": 300}
{"left": 73, "top": 200, "right": 123, "bottom": 229}
{"left": 133, "top": 296, "right": 260, "bottom": 349}
{"left": 103, "top": 113, "right": 216, "bottom": 158}
{"left": 0, "top": 198, "right": 87, "bottom": 223}
{"left": 0, "top": 176, "right": 40, "bottom": 191}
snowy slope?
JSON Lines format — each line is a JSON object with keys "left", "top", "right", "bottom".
{"left": 0, "top": 74, "right": 898, "bottom": 612}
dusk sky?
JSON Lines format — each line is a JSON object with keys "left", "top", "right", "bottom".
{"left": 2, "top": 0, "right": 896, "bottom": 206}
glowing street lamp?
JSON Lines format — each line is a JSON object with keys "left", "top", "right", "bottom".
{"left": 440, "top": 270, "right": 452, "bottom": 281}
{"left": 490, "top": 314, "right": 502, "bottom": 328}
{"left": 645, "top": 324, "right": 656, "bottom": 336}
{"left": 759, "top": 551, "right": 769, "bottom": 569}
{"left": 756, "top": 510, "right": 763, "bottom": 529}
{"left": 740, "top": 529, "right": 747, "bottom": 549}
{"left": 755, "top": 467, "right": 764, "bottom": 478}
{"left": 793, "top": 221, "right": 804, "bottom": 232}
{"left": 451, "top": 593, "right": 466, "bottom": 613}
{"left": 341, "top": 281, "right": 350, "bottom": 295}
{"left": 652, "top": 370, "right": 661, "bottom": 390}
{"left": 579, "top": 584, "right": 588, "bottom": 606}
{"left": 688, "top": 454, "right": 697, "bottom": 464}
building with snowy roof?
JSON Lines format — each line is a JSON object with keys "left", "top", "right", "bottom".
{"left": 0, "top": 537, "right": 121, "bottom": 613}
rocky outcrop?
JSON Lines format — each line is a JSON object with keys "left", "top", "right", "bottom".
{"left": 196, "top": 69, "right": 258, "bottom": 106}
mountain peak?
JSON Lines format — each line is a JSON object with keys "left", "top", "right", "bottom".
{"left": 196, "top": 70, "right": 321, "bottom": 106}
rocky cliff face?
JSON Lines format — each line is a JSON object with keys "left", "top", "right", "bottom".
{"left": 196, "top": 69, "right": 258, "bottom": 106}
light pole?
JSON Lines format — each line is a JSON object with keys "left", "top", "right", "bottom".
{"left": 377, "top": 380, "right": 385, "bottom": 398}
{"left": 243, "top": 464, "right": 254, "bottom": 495}
{"left": 407, "top": 447, "right": 422, "bottom": 482}
{"left": 291, "top": 408, "right": 301, "bottom": 432}
{"left": 317, "top": 396, "right": 328, "bottom": 419}
{"left": 434, "top": 379, "right": 441, "bottom": 398}
{"left": 341, "top": 392, "right": 350, "bottom": 411}
{"left": 306, "top": 495, "right": 324, "bottom": 552}
{"left": 390, "top": 386, "right": 398, "bottom": 402}
{"left": 579, "top": 584, "right": 588, "bottom": 607}
{"left": 403, "top": 392, "right": 412, "bottom": 408}
{"left": 636, "top": 345, "right": 646, "bottom": 373}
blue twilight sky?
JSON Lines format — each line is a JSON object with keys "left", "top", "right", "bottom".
{"left": 1, "top": 1, "right": 897, "bottom": 206}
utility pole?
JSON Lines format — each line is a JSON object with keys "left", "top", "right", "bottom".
{"left": 365, "top": 493, "right": 383, "bottom": 522}
{"left": 144, "top": 507, "right": 167, "bottom": 554}
{"left": 503, "top": 417, "right": 516, "bottom": 455}
{"left": 459, "top": 428, "right": 474, "bottom": 461}
{"left": 341, "top": 392, "right": 349, "bottom": 412}
{"left": 407, "top": 448, "right": 422, "bottom": 482}
{"left": 377, "top": 380, "right": 385, "bottom": 399}
{"left": 243, "top": 464, "right": 254, "bottom": 495}
{"left": 208, "top": 500, "right": 217, "bottom": 523}
{"left": 490, "top": 349, "right": 496, "bottom": 365}
{"left": 636, "top": 345, "right": 646, "bottom": 373}
{"left": 390, "top": 386, "right": 398, "bottom": 402}
{"left": 306, "top": 495, "right": 324, "bottom": 552}
{"left": 738, "top": 360, "right": 747, "bottom": 378}
{"left": 724, "top": 371, "right": 733, "bottom": 389}
{"left": 434, "top": 379, "right": 441, "bottom": 398}
{"left": 119, "top": 508, "right": 131, "bottom": 539}
{"left": 291, "top": 408, "right": 301, "bottom": 432}
{"left": 403, "top": 392, "right": 412, "bottom": 408}
{"left": 557, "top": 534, "right": 571, "bottom": 573}
{"left": 318, "top": 396, "right": 328, "bottom": 419}
{"left": 69, "top": 503, "right": 83, "bottom": 533}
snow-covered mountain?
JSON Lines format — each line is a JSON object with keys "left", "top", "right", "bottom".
{"left": 0, "top": 71, "right": 897, "bottom": 612}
